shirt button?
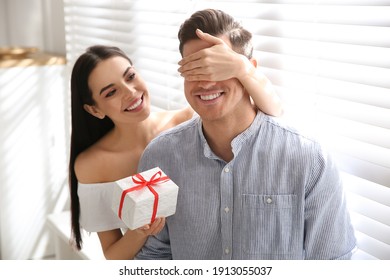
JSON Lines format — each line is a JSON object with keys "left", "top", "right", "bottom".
{"left": 224, "top": 167, "right": 230, "bottom": 173}
{"left": 224, "top": 248, "right": 230, "bottom": 254}
{"left": 266, "top": 197, "right": 273, "bottom": 204}
{"left": 224, "top": 207, "right": 230, "bottom": 213}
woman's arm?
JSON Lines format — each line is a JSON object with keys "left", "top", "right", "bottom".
{"left": 97, "top": 217, "right": 165, "bottom": 260}
{"left": 178, "top": 29, "right": 283, "bottom": 117}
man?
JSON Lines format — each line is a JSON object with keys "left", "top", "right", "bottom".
{"left": 136, "top": 9, "right": 356, "bottom": 260}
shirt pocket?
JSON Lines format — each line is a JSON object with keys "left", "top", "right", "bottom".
{"left": 242, "top": 194, "right": 299, "bottom": 259}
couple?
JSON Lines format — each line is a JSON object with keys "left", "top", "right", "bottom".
{"left": 69, "top": 9, "right": 356, "bottom": 260}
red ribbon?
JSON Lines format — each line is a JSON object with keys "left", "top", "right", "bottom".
{"left": 118, "top": 171, "right": 169, "bottom": 225}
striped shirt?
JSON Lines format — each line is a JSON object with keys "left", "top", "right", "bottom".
{"left": 136, "top": 111, "right": 356, "bottom": 260}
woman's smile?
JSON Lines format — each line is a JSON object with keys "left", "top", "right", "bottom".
{"left": 124, "top": 95, "right": 144, "bottom": 112}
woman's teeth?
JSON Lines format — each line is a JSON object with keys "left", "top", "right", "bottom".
{"left": 200, "top": 92, "right": 221, "bottom": 101}
{"left": 126, "top": 99, "right": 142, "bottom": 111}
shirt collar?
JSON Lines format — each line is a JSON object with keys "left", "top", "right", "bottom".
{"left": 197, "top": 111, "right": 265, "bottom": 161}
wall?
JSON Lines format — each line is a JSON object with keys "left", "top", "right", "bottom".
{"left": 0, "top": 1, "right": 7, "bottom": 46}
{"left": 0, "top": 0, "right": 66, "bottom": 55}
{"left": 42, "top": 0, "right": 67, "bottom": 55}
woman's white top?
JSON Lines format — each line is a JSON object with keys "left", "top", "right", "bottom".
{"left": 78, "top": 182, "right": 126, "bottom": 232}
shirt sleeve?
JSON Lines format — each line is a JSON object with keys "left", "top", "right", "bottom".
{"left": 135, "top": 224, "right": 172, "bottom": 260}
{"left": 303, "top": 143, "right": 357, "bottom": 259}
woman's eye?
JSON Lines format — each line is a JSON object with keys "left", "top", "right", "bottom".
{"left": 127, "top": 73, "right": 135, "bottom": 81}
{"left": 106, "top": 89, "right": 116, "bottom": 97}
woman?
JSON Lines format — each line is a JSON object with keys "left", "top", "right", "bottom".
{"left": 70, "top": 34, "right": 282, "bottom": 260}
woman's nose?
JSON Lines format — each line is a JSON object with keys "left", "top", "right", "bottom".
{"left": 122, "top": 84, "right": 136, "bottom": 99}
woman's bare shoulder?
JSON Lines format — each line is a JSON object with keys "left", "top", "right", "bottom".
{"left": 75, "top": 138, "right": 141, "bottom": 184}
{"left": 74, "top": 145, "right": 111, "bottom": 184}
{"left": 153, "top": 106, "right": 194, "bottom": 131}
{"left": 173, "top": 106, "right": 194, "bottom": 125}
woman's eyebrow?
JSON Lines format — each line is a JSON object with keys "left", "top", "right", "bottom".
{"left": 123, "top": 66, "right": 132, "bottom": 78}
{"left": 99, "top": 66, "right": 132, "bottom": 95}
{"left": 99, "top": 83, "right": 114, "bottom": 95}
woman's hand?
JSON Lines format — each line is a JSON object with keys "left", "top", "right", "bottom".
{"left": 136, "top": 217, "right": 166, "bottom": 236}
{"left": 178, "top": 29, "right": 249, "bottom": 82}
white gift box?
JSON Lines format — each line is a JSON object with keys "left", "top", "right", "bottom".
{"left": 111, "top": 167, "right": 179, "bottom": 230}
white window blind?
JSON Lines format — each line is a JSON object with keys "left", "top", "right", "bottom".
{"left": 64, "top": 0, "right": 192, "bottom": 111}
{"left": 64, "top": 0, "right": 390, "bottom": 260}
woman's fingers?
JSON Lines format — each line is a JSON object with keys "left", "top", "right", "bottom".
{"left": 195, "top": 29, "right": 224, "bottom": 45}
{"left": 149, "top": 217, "right": 166, "bottom": 235}
{"left": 137, "top": 217, "right": 166, "bottom": 236}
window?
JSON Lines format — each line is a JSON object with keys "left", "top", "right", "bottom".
{"left": 64, "top": 0, "right": 390, "bottom": 259}
{"left": 64, "top": 0, "right": 191, "bottom": 111}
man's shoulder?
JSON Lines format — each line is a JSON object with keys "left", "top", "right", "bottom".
{"left": 149, "top": 115, "right": 199, "bottom": 145}
{"left": 260, "top": 114, "right": 325, "bottom": 155}
{"left": 139, "top": 115, "right": 200, "bottom": 172}
{"left": 263, "top": 115, "right": 318, "bottom": 143}
{"left": 260, "top": 115, "right": 334, "bottom": 168}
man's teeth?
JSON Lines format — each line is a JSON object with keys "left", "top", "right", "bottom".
{"left": 200, "top": 93, "right": 221, "bottom": 101}
{"left": 126, "top": 99, "right": 142, "bottom": 111}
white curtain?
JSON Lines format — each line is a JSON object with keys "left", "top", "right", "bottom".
{"left": 63, "top": 0, "right": 390, "bottom": 259}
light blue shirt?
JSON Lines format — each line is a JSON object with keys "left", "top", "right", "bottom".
{"left": 136, "top": 111, "right": 356, "bottom": 260}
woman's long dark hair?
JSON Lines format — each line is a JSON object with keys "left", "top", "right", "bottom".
{"left": 69, "top": 45, "right": 132, "bottom": 250}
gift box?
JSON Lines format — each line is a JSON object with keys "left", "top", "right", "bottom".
{"left": 111, "top": 167, "right": 179, "bottom": 230}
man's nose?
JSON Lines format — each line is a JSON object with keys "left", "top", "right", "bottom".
{"left": 197, "top": 80, "right": 217, "bottom": 89}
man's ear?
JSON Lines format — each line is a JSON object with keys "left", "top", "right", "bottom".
{"left": 83, "top": 104, "right": 106, "bottom": 119}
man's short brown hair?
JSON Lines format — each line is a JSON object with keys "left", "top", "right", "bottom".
{"left": 178, "top": 9, "right": 253, "bottom": 59}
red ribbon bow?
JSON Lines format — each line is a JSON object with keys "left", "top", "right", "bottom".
{"left": 118, "top": 171, "right": 169, "bottom": 225}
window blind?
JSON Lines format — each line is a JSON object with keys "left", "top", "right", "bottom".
{"left": 64, "top": 0, "right": 191, "bottom": 111}
{"left": 64, "top": 0, "right": 390, "bottom": 260}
